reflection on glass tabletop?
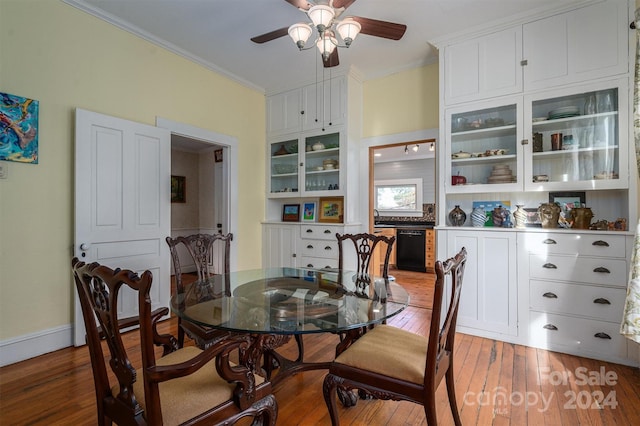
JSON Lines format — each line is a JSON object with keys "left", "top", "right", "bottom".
{"left": 170, "top": 267, "right": 409, "bottom": 335}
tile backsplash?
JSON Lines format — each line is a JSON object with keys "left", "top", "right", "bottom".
{"left": 381, "top": 203, "right": 436, "bottom": 223}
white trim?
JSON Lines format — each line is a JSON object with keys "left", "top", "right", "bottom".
{"left": 156, "top": 117, "right": 239, "bottom": 272}
{"left": 359, "top": 129, "right": 439, "bottom": 227}
{"left": 0, "top": 325, "right": 73, "bottom": 367}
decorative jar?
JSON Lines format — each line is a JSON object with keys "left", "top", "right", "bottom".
{"left": 471, "top": 207, "right": 486, "bottom": 227}
{"left": 448, "top": 205, "right": 466, "bottom": 227}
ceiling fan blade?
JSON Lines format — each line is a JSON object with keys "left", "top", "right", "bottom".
{"left": 323, "top": 49, "right": 340, "bottom": 68}
{"left": 251, "top": 27, "right": 290, "bottom": 44}
{"left": 350, "top": 16, "right": 407, "bottom": 40}
{"left": 333, "top": 0, "right": 357, "bottom": 10}
{"left": 284, "top": 0, "right": 312, "bottom": 11}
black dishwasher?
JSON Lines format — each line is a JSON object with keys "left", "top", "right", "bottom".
{"left": 396, "top": 228, "right": 426, "bottom": 272}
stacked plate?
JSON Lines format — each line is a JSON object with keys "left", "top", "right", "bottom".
{"left": 487, "top": 165, "right": 515, "bottom": 184}
{"left": 548, "top": 106, "right": 580, "bottom": 120}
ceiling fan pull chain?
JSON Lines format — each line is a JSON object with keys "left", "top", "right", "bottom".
{"left": 322, "top": 65, "right": 326, "bottom": 131}
{"left": 328, "top": 68, "right": 333, "bottom": 127}
{"left": 315, "top": 53, "right": 319, "bottom": 124}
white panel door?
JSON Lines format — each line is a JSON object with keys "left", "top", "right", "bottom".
{"left": 74, "top": 109, "right": 171, "bottom": 346}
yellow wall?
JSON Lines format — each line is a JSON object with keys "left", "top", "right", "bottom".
{"left": 362, "top": 64, "right": 439, "bottom": 137}
{"left": 0, "top": 0, "right": 266, "bottom": 339}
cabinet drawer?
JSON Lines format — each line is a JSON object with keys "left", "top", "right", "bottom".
{"left": 523, "top": 233, "right": 626, "bottom": 257}
{"left": 529, "top": 255, "right": 627, "bottom": 287}
{"left": 530, "top": 280, "right": 626, "bottom": 323}
{"left": 300, "top": 225, "right": 341, "bottom": 240}
{"left": 529, "top": 311, "right": 627, "bottom": 358}
{"left": 300, "top": 240, "right": 338, "bottom": 259}
{"left": 300, "top": 256, "right": 338, "bottom": 270}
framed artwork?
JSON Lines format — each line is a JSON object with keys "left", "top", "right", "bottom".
{"left": 302, "top": 202, "right": 317, "bottom": 222}
{"left": 549, "top": 191, "right": 585, "bottom": 214}
{"left": 171, "top": 175, "right": 186, "bottom": 203}
{"left": 318, "top": 197, "right": 344, "bottom": 223}
{"left": 0, "top": 92, "right": 39, "bottom": 164}
{"left": 282, "top": 204, "right": 300, "bottom": 222}
{"left": 524, "top": 208, "right": 542, "bottom": 227}
{"left": 214, "top": 149, "right": 223, "bottom": 162}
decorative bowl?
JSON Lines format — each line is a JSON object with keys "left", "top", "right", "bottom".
{"left": 274, "top": 164, "right": 296, "bottom": 174}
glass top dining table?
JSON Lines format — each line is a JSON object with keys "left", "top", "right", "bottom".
{"left": 170, "top": 267, "right": 410, "bottom": 336}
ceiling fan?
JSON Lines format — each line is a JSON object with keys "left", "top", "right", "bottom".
{"left": 250, "top": 0, "right": 407, "bottom": 68}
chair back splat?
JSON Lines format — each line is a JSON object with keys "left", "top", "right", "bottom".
{"left": 336, "top": 232, "right": 396, "bottom": 288}
{"left": 323, "top": 247, "right": 467, "bottom": 426}
{"left": 72, "top": 257, "right": 277, "bottom": 426}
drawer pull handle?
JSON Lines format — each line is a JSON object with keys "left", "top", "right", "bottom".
{"left": 542, "top": 239, "right": 557, "bottom": 245}
{"left": 324, "top": 246, "right": 332, "bottom": 251}
{"left": 542, "top": 263, "right": 557, "bottom": 269}
{"left": 592, "top": 240, "right": 610, "bottom": 247}
{"left": 307, "top": 244, "right": 314, "bottom": 249}
{"left": 543, "top": 324, "right": 558, "bottom": 331}
{"left": 307, "top": 264, "right": 314, "bottom": 268}
{"left": 324, "top": 265, "right": 332, "bottom": 269}
{"left": 593, "top": 267, "right": 610, "bottom": 274}
{"left": 594, "top": 332, "right": 612, "bottom": 340}
{"left": 543, "top": 292, "right": 558, "bottom": 299}
{"left": 306, "top": 229, "right": 313, "bottom": 233}
{"left": 324, "top": 229, "right": 332, "bottom": 234}
{"left": 593, "top": 298, "right": 611, "bottom": 305}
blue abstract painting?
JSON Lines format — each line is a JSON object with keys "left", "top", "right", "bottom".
{"left": 0, "top": 92, "right": 39, "bottom": 164}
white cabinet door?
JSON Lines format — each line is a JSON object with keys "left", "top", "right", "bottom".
{"left": 263, "top": 224, "right": 298, "bottom": 268}
{"left": 446, "top": 230, "right": 518, "bottom": 337}
{"left": 266, "top": 89, "right": 301, "bottom": 136}
{"left": 301, "top": 75, "right": 346, "bottom": 132}
{"left": 523, "top": 0, "right": 628, "bottom": 91}
{"left": 444, "top": 26, "right": 522, "bottom": 105}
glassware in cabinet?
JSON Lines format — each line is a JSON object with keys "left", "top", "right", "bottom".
{"left": 303, "top": 132, "right": 341, "bottom": 193}
{"left": 525, "top": 79, "right": 627, "bottom": 190}
{"left": 447, "top": 101, "right": 522, "bottom": 192}
{"left": 269, "top": 139, "right": 299, "bottom": 195}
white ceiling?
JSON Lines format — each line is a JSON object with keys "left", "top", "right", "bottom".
{"left": 65, "top": 0, "right": 587, "bottom": 93}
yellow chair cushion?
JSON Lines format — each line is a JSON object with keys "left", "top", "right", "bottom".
{"left": 334, "top": 324, "right": 427, "bottom": 385}
{"left": 113, "top": 346, "right": 264, "bottom": 426}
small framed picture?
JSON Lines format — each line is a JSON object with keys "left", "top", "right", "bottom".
{"left": 171, "top": 175, "right": 186, "bottom": 203}
{"left": 282, "top": 204, "right": 300, "bottom": 222}
{"left": 318, "top": 197, "right": 344, "bottom": 223}
{"left": 549, "top": 191, "right": 585, "bottom": 214}
{"left": 524, "top": 208, "right": 541, "bottom": 227}
{"left": 214, "top": 149, "right": 223, "bottom": 163}
{"left": 302, "top": 202, "right": 317, "bottom": 222}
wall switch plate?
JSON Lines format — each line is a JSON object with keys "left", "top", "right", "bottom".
{"left": 0, "top": 163, "right": 7, "bottom": 179}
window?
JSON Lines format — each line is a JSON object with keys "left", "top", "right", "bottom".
{"left": 374, "top": 179, "right": 423, "bottom": 215}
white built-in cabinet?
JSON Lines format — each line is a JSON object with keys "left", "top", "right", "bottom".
{"left": 435, "top": 0, "right": 638, "bottom": 366}
{"left": 445, "top": 230, "right": 518, "bottom": 338}
{"left": 263, "top": 73, "right": 362, "bottom": 270}
{"left": 443, "top": 0, "right": 629, "bottom": 106}
{"left": 267, "top": 76, "right": 346, "bottom": 136}
{"left": 444, "top": 26, "right": 522, "bottom": 105}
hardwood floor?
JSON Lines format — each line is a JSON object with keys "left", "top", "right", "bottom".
{"left": 1, "top": 270, "right": 639, "bottom": 425}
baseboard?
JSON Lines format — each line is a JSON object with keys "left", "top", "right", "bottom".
{"left": 0, "top": 324, "right": 73, "bottom": 367}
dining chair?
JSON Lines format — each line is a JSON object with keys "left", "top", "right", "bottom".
{"left": 323, "top": 247, "right": 467, "bottom": 426}
{"left": 72, "top": 257, "right": 277, "bottom": 426}
{"left": 336, "top": 232, "right": 396, "bottom": 290}
{"left": 166, "top": 233, "right": 233, "bottom": 348}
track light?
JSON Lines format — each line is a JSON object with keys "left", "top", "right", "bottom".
{"left": 429, "top": 142, "right": 435, "bottom": 151}
{"left": 412, "top": 144, "right": 419, "bottom": 152}
{"left": 404, "top": 145, "right": 408, "bottom": 154}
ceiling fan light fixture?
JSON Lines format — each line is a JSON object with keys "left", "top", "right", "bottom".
{"left": 336, "top": 18, "right": 362, "bottom": 47}
{"left": 336, "top": 19, "right": 361, "bottom": 46}
{"left": 288, "top": 23, "right": 313, "bottom": 49}
{"left": 308, "top": 5, "right": 335, "bottom": 33}
{"left": 316, "top": 32, "right": 338, "bottom": 58}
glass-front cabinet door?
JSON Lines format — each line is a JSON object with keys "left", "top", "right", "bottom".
{"left": 445, "top": 98, "right": 523, "bottom": 193}
{"left": 524, "top": 78, "right": 628, "bottom": 191}
{"left": 303, "top": 132, "right": 341, "bottom": 194}
{"left": 268, "top": 132, "right": 343, "bottom": 197}
{"left": 269, "top": 138, "right": 300, "bottom": 196}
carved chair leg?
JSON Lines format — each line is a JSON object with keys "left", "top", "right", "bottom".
{"left": 177, "top": 320, "right": 185, "bottom": 348}
{"left": 446, "top": 366, "right": 462, "bottom": 426}
{"left": 424, "top": 389, "right": 438, "bottom": 426}
{"left": 323, "top": 373, "right": 343, "bottom": 426}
